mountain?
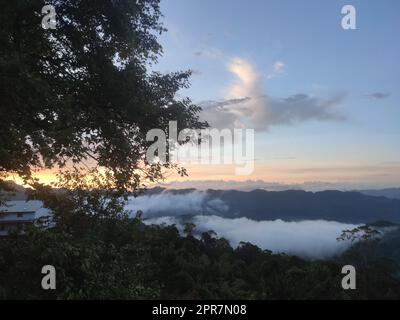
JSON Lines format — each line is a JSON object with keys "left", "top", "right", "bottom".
{"left": 142, "top": 188, "right": 400, "bottom": 224}
{"left": 3, "top": 184, "right": 400, "bottom": 224}
{"left": 358, "top": 188, "right": 400, "bottom": 200}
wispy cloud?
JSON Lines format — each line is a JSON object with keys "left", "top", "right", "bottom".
{"left": 193, "top": 48, "right": 224, "bottom": 60}
{"left": 267, "top": 61, "right": 286, "bottom": 80}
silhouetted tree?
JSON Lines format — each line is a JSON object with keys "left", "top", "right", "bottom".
{"left": 183, "top": 222, "right": 196, "bottom": 237}
{"left": 0, "top": 0, "right": 207, "bottom": 194}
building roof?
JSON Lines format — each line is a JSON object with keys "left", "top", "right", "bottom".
{"left": 0, "top": 200, "right": 46, "bottom": 213}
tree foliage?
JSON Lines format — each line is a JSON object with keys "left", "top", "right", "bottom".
{"left": 1, "top": 214, "right": 400, "bottom": 300}
{"left": 0, "top": 0, "right": 206, "bottom": 192}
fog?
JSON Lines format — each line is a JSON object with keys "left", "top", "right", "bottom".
{"left": 126, "top": 191, "right": 229, "bottom": 217}
{"left": 144, "top": 215, "right": 358, "bottom": 260}
{"left": 127, "top": 191, "right": 358, "bottom": 259}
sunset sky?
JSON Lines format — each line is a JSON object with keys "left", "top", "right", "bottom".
{"left": 15, "top": 0, "right": 400, "bottom": 189}
{"left": 152, "top": 0, "right": 400, "bottom": 188}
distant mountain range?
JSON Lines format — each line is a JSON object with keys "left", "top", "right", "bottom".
{"left": 144, "top": 187, "right": 400, "bottom": 224}
{"left": 3, "top": 183, "right": 400, "bottom": 224}
{"left": 358, "top": 188, "right": 400, "bottom": 200}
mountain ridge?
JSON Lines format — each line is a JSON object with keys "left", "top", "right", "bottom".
{"left": 141, "top": 188, "right": 400, "bottom": 224}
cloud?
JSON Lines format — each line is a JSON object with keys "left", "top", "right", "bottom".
{"left": 199, "top": 57, "right": 345, "bottom": 131}
{"left": 157, "top": 180, "right": 353, "bottom": 192}
{"left": 199, "top": 97, "right": 252, "bottom": 129}
{"left": 125, "top": 191, "right": 229, "bottom": 218}
{"left": 267, "top": 61, "right": 286, "bottom": 80}
{"left": 158, "top": 179, "right": 396, "bottom": 192}
{"left": 273, "top": 61, "right": 286, "bottom": 73}
{"left": 193, "top": 48, "right": 224, "bottom": 59}
{"left": 144, "top": 215, "right": 358, "bottom": 259}
{"left": 366, "top": 92, "right": 390, "bottom": 100}
{"left": 200, "top": 97, "right": 252, "bottom": 108}
{"left": 126, "top": 189, "right": 387, "bottom": 259}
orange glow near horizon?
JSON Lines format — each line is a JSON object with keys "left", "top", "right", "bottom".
{"left": 5, "top": 160, "right": 400, "bottom": 189}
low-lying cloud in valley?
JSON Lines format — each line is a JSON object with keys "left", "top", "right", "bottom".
{"left": 144, "top": 215, "right": 358, "bottom": 260}
{"left": 126, "top": 191, "right": 229, "bottom": 217}
{"left": 127, "top": 191, "right": 358, "bottom": 259}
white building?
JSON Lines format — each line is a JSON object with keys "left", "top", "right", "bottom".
{"left": 0, "top": 200, "right": 50, "bottom": 236}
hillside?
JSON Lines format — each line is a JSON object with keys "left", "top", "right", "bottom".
{"left": 142, "top": 188, "right": 400, "bottom": 223}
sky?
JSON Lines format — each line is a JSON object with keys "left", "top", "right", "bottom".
{"left": 147, "top": 0, "right": 400, "bottom": 188}
{"left": 12, "top": 0, "right": 399, "bottom": 189}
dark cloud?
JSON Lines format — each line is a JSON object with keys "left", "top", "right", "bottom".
{"left": 198, "top": 93, "right": 346, "bottom": 131}
{"left": 199, "top": 97, "right": 252, "bottom": 109}
{"left": 268, "top": 93, "right": 346, "bottom": 125}
{"left": 366, "top": 92, "right": 391, "bottom": 100}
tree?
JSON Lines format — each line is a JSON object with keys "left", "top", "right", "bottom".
{"left": 337, "top": 225, "right": 381, "bottom": 243}
{"left": 183, "top": 222, "right": 196, "bottom": 237}
{"left": 0, "top": 0, "right": 207, "bottom": 194}
{"left": 338, "top": 225, "right": 383, "bottom": 271}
